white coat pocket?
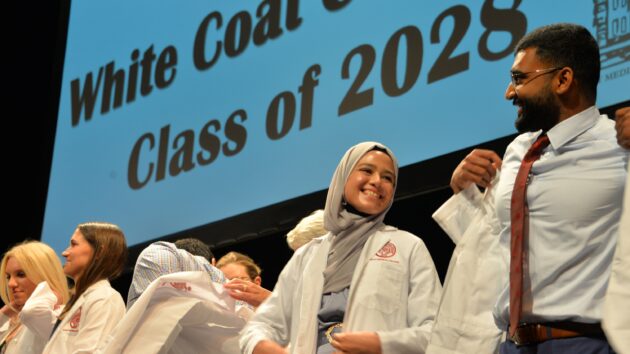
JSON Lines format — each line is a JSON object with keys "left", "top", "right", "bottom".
{"left": 363, "top": 261, "right": 404, "bottom": 314}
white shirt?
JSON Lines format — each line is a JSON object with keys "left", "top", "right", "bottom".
{"left": 240, "top": 227, "right": 442, "bottom": 354}
{"left": 493, "top": 106, "right": 628, "bottom": 328}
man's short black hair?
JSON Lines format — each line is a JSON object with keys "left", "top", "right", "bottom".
{"left": 174, "top": 238, "right": 213, "bottom": 261}
{"left": 515, "top": 23, "right": 600, "bottom": 102}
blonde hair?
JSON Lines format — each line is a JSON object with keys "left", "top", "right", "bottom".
{"left": 216, "top": 252, "right": 261, "bottom": 281}
{"left": 60, "top": 222, "right": 127, "bottom": 319}
{"left": 0, "top": 241, "right": 70, "bottom": 307}
{"left": 286, "top": 209, "right": 327, "bottom": 251}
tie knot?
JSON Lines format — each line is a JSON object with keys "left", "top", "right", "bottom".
{"left": 528, "top": 134, "right": 550, "bottom": 157}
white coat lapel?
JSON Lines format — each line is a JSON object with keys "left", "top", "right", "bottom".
{"left": 344, "top": 231, "right": 390, "bottom": 330}
{"left": 294, "top": 237, "right": 331, "bottom": 354}
{"left": 49, "top": 291, "right": 87, "bottom": 344}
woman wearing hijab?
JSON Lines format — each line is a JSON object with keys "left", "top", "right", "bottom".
{"left": 240, "top": 142, "right": 442, "bottom": 354}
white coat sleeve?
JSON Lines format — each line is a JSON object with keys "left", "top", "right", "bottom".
{"left": 19, "top": 281, "right": 59, "bottom": 340}
{"left": 377, "top": 240, "right": 442, "bottom": 354}
{"left": 603, "top": 172, "right": 630, "bottom": 353}
{"left": 432, "top": 184, "right": 484, "bottom": 245}
{"left": 68, "top": 293, "right": 125, "bottom": 354}
{"left": 239, "top": 249, "right": 304, "bottom": 354}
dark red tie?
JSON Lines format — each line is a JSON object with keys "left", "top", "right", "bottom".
{"left": 509, "top": 134, "right": 550, "bottom": 338}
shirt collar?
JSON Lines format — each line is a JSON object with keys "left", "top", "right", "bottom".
{"left": 545, "top": 106, "right": 599, "bottom": 150}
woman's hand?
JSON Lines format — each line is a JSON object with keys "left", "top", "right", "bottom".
{"left": 330, "top": 331, "right": 382, "bottom": 354}
{"left": 52, "top": 288, "right": 64, "bottom": 310}
{"left": 223, "top": 278, "right": 272, "bottom": 308}
{"left": 252, "top": 339, "right": 288, "bottom": 354}
{"left": 0, "top": 301, "right": 22, "bottom": 318}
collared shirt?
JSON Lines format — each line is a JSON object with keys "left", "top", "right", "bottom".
{"left": 127, "top": 241, "right": 225, "bottom": 309}
{"left": 493, "top": 106, "right": 628, "bottom": 328}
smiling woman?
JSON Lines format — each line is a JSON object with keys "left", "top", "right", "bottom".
{"left": 0, "top": 241, "right": 69, "bottom": 354}
{"left": 240, "top": 142, "right": 442, "bottom": 354}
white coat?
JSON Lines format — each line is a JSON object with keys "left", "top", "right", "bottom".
{"left": 603, "top": 172, "right": 630, "bottom": 354}
{"left": 240, "top": 227, "right": 442, "bottom": 354}
{"left": 3, "top": 282, "right": 64, "bottom": 354}
{"left": 0, "top": 313, "right": 46, "bottom": 354}
{"left": 42, "top": 279, "right": 125, "bottom": 354}
{"left": 97, "top": 271, "right": 252, "bottom": 354}
{"left": 426, "top": 182, "right": 505, "bottom": 354}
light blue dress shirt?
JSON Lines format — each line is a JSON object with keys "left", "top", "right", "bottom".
{"left": 492, "top": 106, "right": 629, "bottom": 328}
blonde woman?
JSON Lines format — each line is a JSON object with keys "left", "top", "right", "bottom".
{"left": 22, "top": 222, "right": 128, "bottom": 354}
{"left": 286, "top": 210, "right": 326, "bottom": 251}
{"left": 0, "top": 241, "right": 69, "bottom": 354}
{"left": 219, "top": 252, "right": 272, "bottom": 308}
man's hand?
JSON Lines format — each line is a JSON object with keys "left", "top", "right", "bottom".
{"left": 615, "top": 107, "right": 630, "bottom": 149}
{"left": 450, "top": 149, "right": 502, "bottom": 193}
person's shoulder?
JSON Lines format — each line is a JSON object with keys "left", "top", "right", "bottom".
{"left": 577, "top": 114, "right": 628, "bottom": 158}
{"left": 147, "top": 241, "right": 177, "bottom": 252}
{"left": 288, "top": 233, "right": 330, "bottom": 267}
{"left": 379, "top": 226, "right": 425, "bottom": 245}
{"left": 138, "top": 241, "right": 177, "bottom": 258}
{"left": 83, "top": 280, "right": 123, "bottom": 303}
{"left": 590, "top": 114, "right": 620, "bottom": 140}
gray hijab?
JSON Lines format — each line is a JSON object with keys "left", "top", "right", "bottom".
{"left": 322, "top": 141, "right": 398, "bottom": 294}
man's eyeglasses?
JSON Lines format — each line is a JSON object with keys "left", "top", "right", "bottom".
{"left": 510, "top": 67, "right": 562, "bottom": 87}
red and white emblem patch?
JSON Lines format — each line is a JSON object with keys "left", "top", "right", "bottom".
{"left": 375, "top": 242, "right": 396, "bottom": 258}
{"left": 158, "top": 281, "right": 192, "bottom": 292}
{"left": 69, "top": 306, "right": 82, "bottom": 330}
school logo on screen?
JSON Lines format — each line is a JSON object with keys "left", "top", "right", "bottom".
{"left": 593, "top": 0, "right": 630, "bottom": 80}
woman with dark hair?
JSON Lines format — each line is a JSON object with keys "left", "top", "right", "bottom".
{"left": 240, "top": 142, "right": 442, "bottom": 354}
{"left": 24, "top": 222, "right": 128, "bottom": 354}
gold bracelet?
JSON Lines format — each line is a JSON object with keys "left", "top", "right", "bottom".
{"left": 325, "top": 322, "right": 343, "bottom": 343}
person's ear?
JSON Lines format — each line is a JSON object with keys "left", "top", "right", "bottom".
{"left": 254, "top": 276, "right": 262, "bottom": 286}
{"left": 555, "top": 67, "right": 573, "bottom": 95}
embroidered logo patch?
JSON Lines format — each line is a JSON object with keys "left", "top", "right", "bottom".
{"left": 375, "top": 242, "right": 396, "bottom": 258}
{"left": 67, "top": 306, "right": 82, "bottom": 331}
{"left": 158, "top": 281, "right": 192, "bottom": 292}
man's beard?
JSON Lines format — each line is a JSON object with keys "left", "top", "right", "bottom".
{"left": 513, "top": 87, "right": 560, "bottom": 133}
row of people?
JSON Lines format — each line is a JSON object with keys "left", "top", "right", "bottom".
{"left": 0, "top": 212, "right": 326, "bottom": 353}
{"left": 1, "top": 22, "right": 629, "bottom": 354}
{"left": 1, "top": 222, "right": 127, "bottom": 354}
{"left": 240, "top": 22, "right": 630, "bottom": 354}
